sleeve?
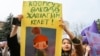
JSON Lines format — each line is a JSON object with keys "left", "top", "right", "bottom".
{"left": 72, "top": 37, "right": 84, "bottom": 56}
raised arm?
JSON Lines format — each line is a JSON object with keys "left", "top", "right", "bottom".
{"left": 10, "top": 25, "right": 18, "bottom": 37}
{"left": 10, "top": 15, "right": 23, "bottom": 37}
{"left": 60, "top": 19, "right": 84, "bottom": 56}
{"left": 59, "top": 19, "right": 75, "bottom": 40}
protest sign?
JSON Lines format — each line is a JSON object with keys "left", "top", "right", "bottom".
{"left": 21, "top": 1, "right": 62, "bottom": 56}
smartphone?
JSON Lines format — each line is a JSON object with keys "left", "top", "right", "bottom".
{"left": 12, "top": 17, "right": 21, "bottom": 26}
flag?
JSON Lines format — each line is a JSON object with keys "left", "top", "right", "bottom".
{"left": 81, "top": 26, "right": 90, "bottom": 36}
{"left": 86, "top": 31, "right": 100, "bottom": 56}
{"left": 81, "top": 20, "right": 100, "bottom": 36}
{"left": 89, "top": 21, "right": 99, "bottom": 33}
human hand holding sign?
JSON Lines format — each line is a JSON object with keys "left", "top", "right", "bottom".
{"left": 59, "top": 18, "right": 75, "bottom": 39}
{"left": 10, "top": 14, "right": 23, "bottom": 37}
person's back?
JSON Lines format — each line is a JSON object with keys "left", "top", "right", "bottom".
{"left": 7, "top": 34, "right": 20, "bottom": 56}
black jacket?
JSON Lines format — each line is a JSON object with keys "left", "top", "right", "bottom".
{"left": 7, "top": 34, "right": 20, "bottom": 56}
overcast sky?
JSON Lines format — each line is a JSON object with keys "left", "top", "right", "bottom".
{"left": 0, "top": 0, "right": 100, "bottom": 32}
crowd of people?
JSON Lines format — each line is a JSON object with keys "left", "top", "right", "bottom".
{"left": 0, "top": 15, "right": 91, "bottom": 56}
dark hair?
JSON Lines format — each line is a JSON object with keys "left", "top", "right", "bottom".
{"left": 82, "top": 38, "right": 89, "bottom": 45}
{"left": 62, "top": 38, "right": 72, "bottom": 56}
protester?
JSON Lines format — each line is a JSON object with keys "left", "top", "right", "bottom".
{"left": 0, "top": 41, "right": 10, "bottom": 56}
{"left": 82, "top": 38, "right": 90, "bottom": 56}
{"left": 60, "top": 19, "right": 84, "bottom": 56}
{"left": 2, "top": 41, "right": 10, "bottom": 56}
{"left": 84, "top": 45, "right": 90, "bottom": 56}
{"left": 7, "top": 15, "right": 23, "bottom": 56}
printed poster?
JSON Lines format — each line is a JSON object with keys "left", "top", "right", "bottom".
{"left": 21, "top": 1, "right": 62, "bottom": 56}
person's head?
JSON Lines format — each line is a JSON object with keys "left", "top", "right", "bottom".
{"left": 82, "top": 42, "right": 88, "bottom": 49}
{"left": 82, "top": 38, "right": 89, "bottom": 54}
{"left": 62, "top": 38, "right": 72, "bottom": 54}
{"left": 82, "top": 37, "right": 89, "bottom": 51}
{"left": 32, "top": 27, "right": 41, "bottom": 35}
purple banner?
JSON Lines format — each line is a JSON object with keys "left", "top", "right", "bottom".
{"left": 86, "top": 31, "right": 100, "bottom": 56}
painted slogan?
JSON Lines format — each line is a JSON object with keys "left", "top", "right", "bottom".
{"left": 21, "top": 1, "right": 62, "bottom": 56}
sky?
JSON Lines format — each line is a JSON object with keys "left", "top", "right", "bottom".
{"left": 0, "top": 0, "right": 100, "bottom": 33}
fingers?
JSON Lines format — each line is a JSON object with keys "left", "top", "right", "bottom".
{"left": 17, "top": 15, "right": 23, "bottom": 21}
{"left": 86, "top": 45, "right": 91, "bottom": 51}
{"left": 59, "top": 17, "right": 64, "bottom": 22}
{"left": 59, "top": 17, "right": 64, "bottom": 27}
